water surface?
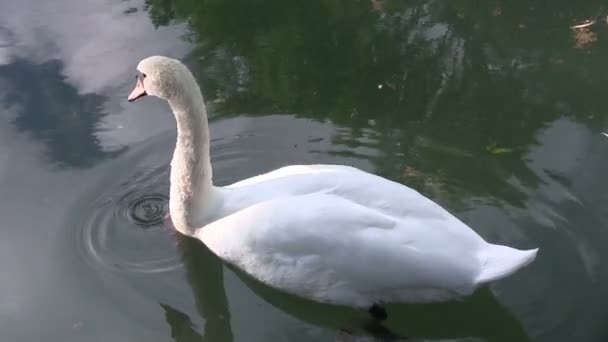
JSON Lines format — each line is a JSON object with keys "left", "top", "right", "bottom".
{"left": 1, "top": 0, "right": 608, "bottom": 341}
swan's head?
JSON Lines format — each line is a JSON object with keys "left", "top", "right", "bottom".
{"left": 127, "top": 56, "right": 195, "bottom": 103}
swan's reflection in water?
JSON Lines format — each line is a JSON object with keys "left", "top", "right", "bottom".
{"left": 162, "top": 233, "right": 530, "bottom": 342}
{"left": 162, "top": 236, "right": 233, "bottom": 342}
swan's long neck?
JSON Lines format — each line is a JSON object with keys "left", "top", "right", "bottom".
{"left": 168, "top": 87, "right": 215, "bottom": 236}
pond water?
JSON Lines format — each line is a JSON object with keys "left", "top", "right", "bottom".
{"left": 1, "top": 0, "right": 608, "bottom": 341}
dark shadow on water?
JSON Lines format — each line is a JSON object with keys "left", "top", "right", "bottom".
{"left": 161, "top": 303, "right": 205, "bottom": 342}
{"left": 162, "top": 235, "right": 233, "bottom": 342}
{"left": 0, "top": 57, "right": 124, "bottom": 168}
{"left": 234, "top": 265, "right": 530, "bottom": 342}
{"left": 165, "top": 234, "right": 529, "bottom": 342}
{"left": 385, "top": 289, "right": 530, "bottom": 342}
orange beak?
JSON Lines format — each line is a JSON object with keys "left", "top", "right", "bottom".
{"left": 128, "top": 77, "right": 147, "bottom": 102}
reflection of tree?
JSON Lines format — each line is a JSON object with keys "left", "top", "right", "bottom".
{"left": 142, "top": 0, "right": 608, "bottom": 208}
{"left": 0, "top": 58, "right": 123, "bottom": 168}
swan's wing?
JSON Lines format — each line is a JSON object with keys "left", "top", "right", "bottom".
{"left": 226, "top": 164, "right": 473, "bottom": 231}
{"left": 197, "top": 193, "right": 482, "bottom": 307}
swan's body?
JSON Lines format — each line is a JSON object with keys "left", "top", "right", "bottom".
{"left": 128, "top": 56, "right": 538, "bottom": 315}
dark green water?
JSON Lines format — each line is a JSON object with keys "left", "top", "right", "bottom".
{"left": 1, "top": 0, "right": 608, "bottom": 341}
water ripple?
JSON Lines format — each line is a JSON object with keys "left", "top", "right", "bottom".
{"left": 73, "top": 129, "right": 253, "bottom": 276}
{"left": 125, "top": 193, "right": 169, "bottom": 227}
{"left": 76, "top": 161, "right": 181, "bottom": 274}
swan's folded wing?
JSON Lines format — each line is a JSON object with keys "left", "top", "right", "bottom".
{"left": 225, "top": 164, "right": 479, "bottom": 240}
{"left": 196, "top": 193, "right": 482, "bottom": 306}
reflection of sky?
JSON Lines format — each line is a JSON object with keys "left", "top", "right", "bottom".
{"left": 467, "top": 117, "right": 605, "bottom": 268}
{"left": 0, "top": 58, "right": 121, "bottom": 167}
{"left": 0, "top": 1, "right": 191, "bottom": 335}
{"left": 0, "top": 0, "right": 188, "bottom": 94}
{"left": 0, "top": 0, "right": 191, "bottom": 151}
{"left": 526, "top": 118, "right": 608, "bottom": 341}
{"left": 448, "top": 117, "right": 608, "bottom": 341}
{"left": 523, "top": 118, "right": 607, "bottom": 277}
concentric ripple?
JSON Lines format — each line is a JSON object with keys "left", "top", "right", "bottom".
{"left": 73, "top": 131, "right": 258, "bottom": 276}
{"left": 126, "top": 194, "right": 169, "bottom": 227}
{"left": 75, "top": 137, "right": 183, "bottom": 274}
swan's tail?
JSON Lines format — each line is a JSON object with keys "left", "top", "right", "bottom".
{"left": 475, "top": 244, "right": 538, "bottom": 284}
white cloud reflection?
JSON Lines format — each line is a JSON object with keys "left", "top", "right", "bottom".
{"left": 0, "top": 0, "right": 192, "bottom": 148}
{"left": 0, "top": 0, "right": 189, "bottom": 94}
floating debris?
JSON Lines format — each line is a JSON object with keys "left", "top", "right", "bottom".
{"left": 570, "top": 20, "right": 596, "bottom": 30}
{"left": 572, "top": 27, "right": 597, "bottom": 49}
{"left": 370, "top": 0, "right": 384, "bottom": 14}
{"left": 486, "top": 143, "right": 514, "bottom": 155}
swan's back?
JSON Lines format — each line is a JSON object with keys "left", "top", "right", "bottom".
{"left": 225, "top": 164, "right": 483, "bottom": 241}
{"left": 196, "top": 164, "right": 537, "bottom": 306}
{"left": 200, "top": 192, "right": 481, "bottom": 306}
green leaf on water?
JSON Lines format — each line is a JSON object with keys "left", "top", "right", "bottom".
{"left": 486, "top": 143, "right": 513, "bottom": 155}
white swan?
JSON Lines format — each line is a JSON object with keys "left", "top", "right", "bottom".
{"left": 127, "top": 56, "right": 538, "bottom": 320}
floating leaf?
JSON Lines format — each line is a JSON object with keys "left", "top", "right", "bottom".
{"left": 486, "top": 143, "right": 513, "bottom": 155}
